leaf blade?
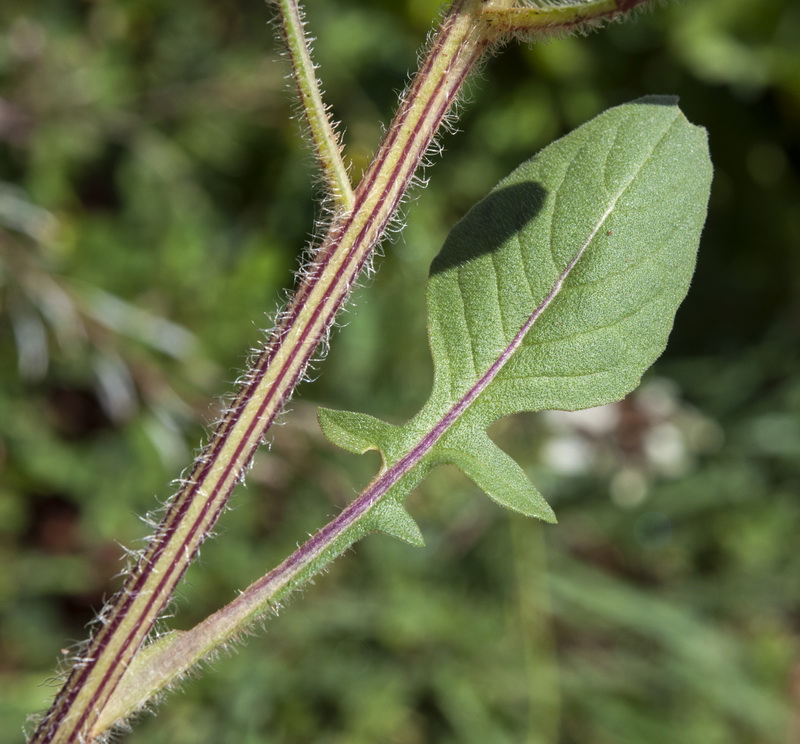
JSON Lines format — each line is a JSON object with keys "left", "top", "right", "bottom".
{"left": 426, "top": 96, "right": 711, "bottom": 422}
{"left": 323, "top": 97, "right": 712, "bottom": 524}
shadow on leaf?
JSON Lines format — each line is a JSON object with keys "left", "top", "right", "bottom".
{"left": 430, "top": 181, "right": 547, "bottom": 275}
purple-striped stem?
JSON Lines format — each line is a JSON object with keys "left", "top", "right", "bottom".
{"left": 29, "top": 1, "right": 658, "bottom": 742}
{"left": 95, "top": 193, "right": 603, "bottom": 732}
{"left": 29, "top": 2, "right": 493, "bottom": 742}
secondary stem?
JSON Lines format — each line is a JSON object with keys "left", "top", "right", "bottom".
{"left": 276, "top": 0, "right": 354, "bottom": 210}
{"left": 95, "top": 172, "right": 597, "bottom": 731}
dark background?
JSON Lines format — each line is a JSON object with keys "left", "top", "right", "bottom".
{"left": 1, "top": 1, "right": 799, "bottom": 742}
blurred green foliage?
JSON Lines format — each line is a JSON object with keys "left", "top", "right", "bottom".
{"left": 1, "top": 0, "right": 799, "bottom": 742}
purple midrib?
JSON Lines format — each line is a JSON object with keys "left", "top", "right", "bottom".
{"left": 238, "top": 215, "right": 593, "bottom": 605}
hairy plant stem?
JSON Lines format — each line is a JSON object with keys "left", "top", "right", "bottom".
{"left": 96, "top": 184, "right": 599, "bottom": 731}
{"left": 276, "top": 0, "right": 354, "bottom": 210}
{"left": 481, "top": 0, "right": 651, "bottom": 38}
{"left": 29, "top": 1, "right": 658, "bottom": 741}
{"left": 30, "top": 1, "right": 493, "bottom": 742}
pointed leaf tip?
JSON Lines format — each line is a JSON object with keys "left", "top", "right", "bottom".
{"left": 369, "top": 500, "right": 425, "bottom": 547}
{"left": 441, "top": 430, "right": 557, "bottom": 523}
{"left": 318, "top": 408, "right": 397, "bottom": 456}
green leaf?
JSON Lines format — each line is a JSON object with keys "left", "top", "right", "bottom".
{"left": 367, "top": 499, "right": 426, "bottom": 546}
{"left": 318, "top": 408, "right": 399, "bottom": 458}
{"left": 321, "top": 96, "right": 711, "bottom": 527}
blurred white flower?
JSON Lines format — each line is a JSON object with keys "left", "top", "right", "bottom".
{"left": 539, "top": 378, "right": 723, "bottom": 507}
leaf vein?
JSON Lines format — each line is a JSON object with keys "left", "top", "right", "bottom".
{"left": 488, "top": 248, "right": 508, "bottom": 339}
{"left": 455, "top": 267, "right": 481, "bottom": 386}
{"left": 523, "top": 281, "right": 672, "bottom": 348}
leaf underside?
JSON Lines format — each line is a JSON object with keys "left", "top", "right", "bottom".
{"left": 321, "top": 95, "right": 712, "bottom": 532}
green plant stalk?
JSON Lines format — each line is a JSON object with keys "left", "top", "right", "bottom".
{"left": 481, "top": 0, "right": 648, "bottom": 38}
{"left": 29, "top": 2, "right": 494, "bottom": 742}
{"left": 97, "top": 86, "right": 700, "bottom": 723}
{"left": 275, "top": 0, "right": 354, "bottom": 210}
{"left": 94, "top": 201, "right": 593, "bottom": 731}
{"left": 29, "top": 1, "right": 657, "bottom": 742}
